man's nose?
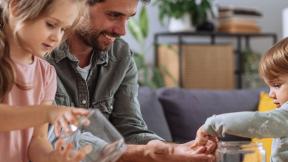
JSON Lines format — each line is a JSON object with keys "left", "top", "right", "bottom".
{"left": 113, "top": 20, "right": 127, "bottom": 36}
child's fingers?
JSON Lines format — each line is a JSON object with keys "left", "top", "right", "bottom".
{"left": 208, "top": 135, "right": 218, "bottom": 143}
{"left": 205, "top": 140, "right": 217, "bottom": 154}
{"left": 73, "top": 144, "right": 92, "bottom": 161}
{"left": 55, "top": 139, "right": 65, "bottom": 153}
{"left": 59, "top": 116, "right": 69, "bottom": 133}
{"left": 63, "top": 143, "right": 74, "bottom": 158}
{"left": 54, "top": 121, "right": 61, "bottom": 137}
{"left": 63, "top": 111, "right": 76, "bottom": 125}
{"left": 196, "top": 135, "right": 209, "bottom": 146}
{"left": 71, "top": 108, "right": 89, "bottom": 116}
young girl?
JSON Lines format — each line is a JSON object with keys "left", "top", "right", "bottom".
{"left": 0, "top": 0, "right": 92, "bottom": 161}
{"left": 196, "top": 37, "right": 288, "bottom": 162}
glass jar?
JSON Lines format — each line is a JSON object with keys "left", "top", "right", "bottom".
{"left": 60, "top": 109, "right": 127, "bottom": 162}
{"left": 216, "top": 141, "right": 266, "bottom": 162}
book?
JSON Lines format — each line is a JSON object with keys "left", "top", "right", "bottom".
{"left": 219, "top": 6, "right": 262, "bottom": 18}
{"left": 218, "top": 23, "right": 261, "bottom": 33}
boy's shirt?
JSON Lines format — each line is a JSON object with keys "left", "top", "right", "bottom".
{"left": 203, "top": 102, "right": 288, "bottom": 162}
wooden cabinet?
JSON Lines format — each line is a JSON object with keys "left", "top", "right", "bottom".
{"left": 154, "top": 32, "right": 277, "bottom": 89}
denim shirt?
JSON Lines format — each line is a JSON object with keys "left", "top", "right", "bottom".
{"left": 46, "top": 38, "right": 162, "bottom": 144}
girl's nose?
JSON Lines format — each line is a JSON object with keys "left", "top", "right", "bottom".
{"left": 50, "top": 30, "right": 63, "bottom": 43}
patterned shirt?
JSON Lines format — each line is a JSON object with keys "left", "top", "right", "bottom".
{"left": 46, "top": 38, "right": 162, "bottom": 144}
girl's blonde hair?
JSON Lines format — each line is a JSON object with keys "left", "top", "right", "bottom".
{"left": 0, "top": 0, "right": 84, "bottom": 100}
{"left": 259, "top": 37, "right": 288, "bottom": 81}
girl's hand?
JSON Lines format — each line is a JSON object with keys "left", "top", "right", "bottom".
{"left": 48, "top": 139, "right": 92, "bottom": 162}
{"left": 47, "top": 106, "right": 90, "bottom": 136}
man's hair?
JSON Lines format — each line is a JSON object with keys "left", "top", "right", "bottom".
{"left": 259, "top": 37, "right": 288, "bottom": 81}
{"left": 87, "top": 0, "right": 150, "bottom": 5}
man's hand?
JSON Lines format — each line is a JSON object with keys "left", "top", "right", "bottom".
{"left": 145, "top": 140, "right": 216, "bottom": 162}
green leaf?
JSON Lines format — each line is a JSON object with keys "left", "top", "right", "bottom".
{"left": 128, "top": 18, "right": 144, "bottom": 43}
{"left": 139, "top": 7, "right": 149, "bottom": 39}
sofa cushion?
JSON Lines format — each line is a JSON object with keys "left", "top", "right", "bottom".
{"left": 157, "top": 88, "right": 260, "bottom": 143}
{"left": 138, "top": 87, "right": 172, "bottom": 141}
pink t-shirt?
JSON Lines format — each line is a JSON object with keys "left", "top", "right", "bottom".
{"left": 0, "top": 57, "right": 57, "bottom": 162}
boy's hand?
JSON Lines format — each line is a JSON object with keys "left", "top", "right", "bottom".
{"left": 196, "top": 126, "right": 210, "bottom": 145}
{"left": 196, "top": 126, "right": 218, "bottom": 153}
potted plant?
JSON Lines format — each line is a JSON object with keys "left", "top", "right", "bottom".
{"left": 154, "top": 0, "right": 215, "bottom": 31}
{"left": 128, "top": 6, "right": 177, "bottom": 88}
{"left": 127, "top": 7, "right": 165, "bottom": 88}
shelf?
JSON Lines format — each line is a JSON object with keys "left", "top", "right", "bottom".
{"left": 154, "top": 31, "right": 278, "bottom": 89}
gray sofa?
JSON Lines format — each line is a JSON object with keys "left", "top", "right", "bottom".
{"left": 138, "top": 87, "right": 263, "bottom": 143}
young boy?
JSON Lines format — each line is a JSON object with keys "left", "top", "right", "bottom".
{"left": 196, "top": 37, "right": 288, "bottom": 162}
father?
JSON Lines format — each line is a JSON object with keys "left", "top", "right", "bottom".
{"left": 46, "top": 0, "right": 216, "bottom": 161}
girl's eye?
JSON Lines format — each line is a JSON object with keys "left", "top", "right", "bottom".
{"left": 46, "top": 22, "right": 55, "bottom": 29}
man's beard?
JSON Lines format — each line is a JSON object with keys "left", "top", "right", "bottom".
{"left": 76, "top": 28, "right": 117, "bottom": 52}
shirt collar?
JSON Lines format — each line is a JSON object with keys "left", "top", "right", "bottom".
{"left": 54, "top": 42, "right": 109, "bottom": 66}
{"left": 95, "top": 50, "right": 109, "bottom": 66}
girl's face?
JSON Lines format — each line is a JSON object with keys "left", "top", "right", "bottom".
{"left": 265, "top": 74, "right": 288, "bottom": 108}
{"left": 15, "top": 0, "right": 79, "bottom": 57}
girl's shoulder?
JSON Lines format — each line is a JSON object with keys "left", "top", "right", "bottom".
{"left": 34, "top": 56, "right": 56, "bottom": 74}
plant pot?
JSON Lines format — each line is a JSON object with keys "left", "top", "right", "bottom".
{"left": 168, "top": 14, "right": 194, "bottom": 32}
{"left": 196, "top": 21, "right": 215, "bottom": 32}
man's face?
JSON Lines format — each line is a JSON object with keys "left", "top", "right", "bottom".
{"left": 76, "top": 0, "right": 138, "bottom": 51}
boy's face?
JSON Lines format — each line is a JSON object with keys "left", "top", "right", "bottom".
{"left": 14, "top": 0, "right": 79, "bottom": 57}
{"left": 265, "top": 74, "right": 288, "bottom": 108}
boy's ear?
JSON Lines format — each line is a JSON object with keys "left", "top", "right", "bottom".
{"left": 8, "top": 0, "right": 20, "bottom": 17}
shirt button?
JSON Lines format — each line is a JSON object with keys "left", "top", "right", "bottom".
{"left": 81, "top": 100, "right": 87, "bottom": 104}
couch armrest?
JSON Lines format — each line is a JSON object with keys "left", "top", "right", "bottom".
{"left": 138, "top": 87, "right": 172, "bottom": 141}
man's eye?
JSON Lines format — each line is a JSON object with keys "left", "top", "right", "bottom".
{"left": 108, "top": 13, "right": 120, "bottom": 19}
{"left": 110, "top": 13, "right": 118, "bottom": 17}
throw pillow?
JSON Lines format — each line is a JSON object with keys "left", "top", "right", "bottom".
{"left": 157, "top": 88, "right": 260, "bottom": 143}
{"left": 252, "top": 92, "right": 276, "bottom": 162}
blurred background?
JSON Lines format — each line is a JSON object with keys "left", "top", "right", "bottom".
{"left": 123, "top": 0, "right": 288, "bottom": 90}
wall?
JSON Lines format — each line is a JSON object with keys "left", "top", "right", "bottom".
{"left": 124, "top": 0, "right": 288, "bottom": 64}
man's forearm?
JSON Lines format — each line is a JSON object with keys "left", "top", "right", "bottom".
{"left": 117, "top": 144, "right": 151, "bottom": 162}
{"left": 116, "top": 140, "right": 173, "bottom": 162}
